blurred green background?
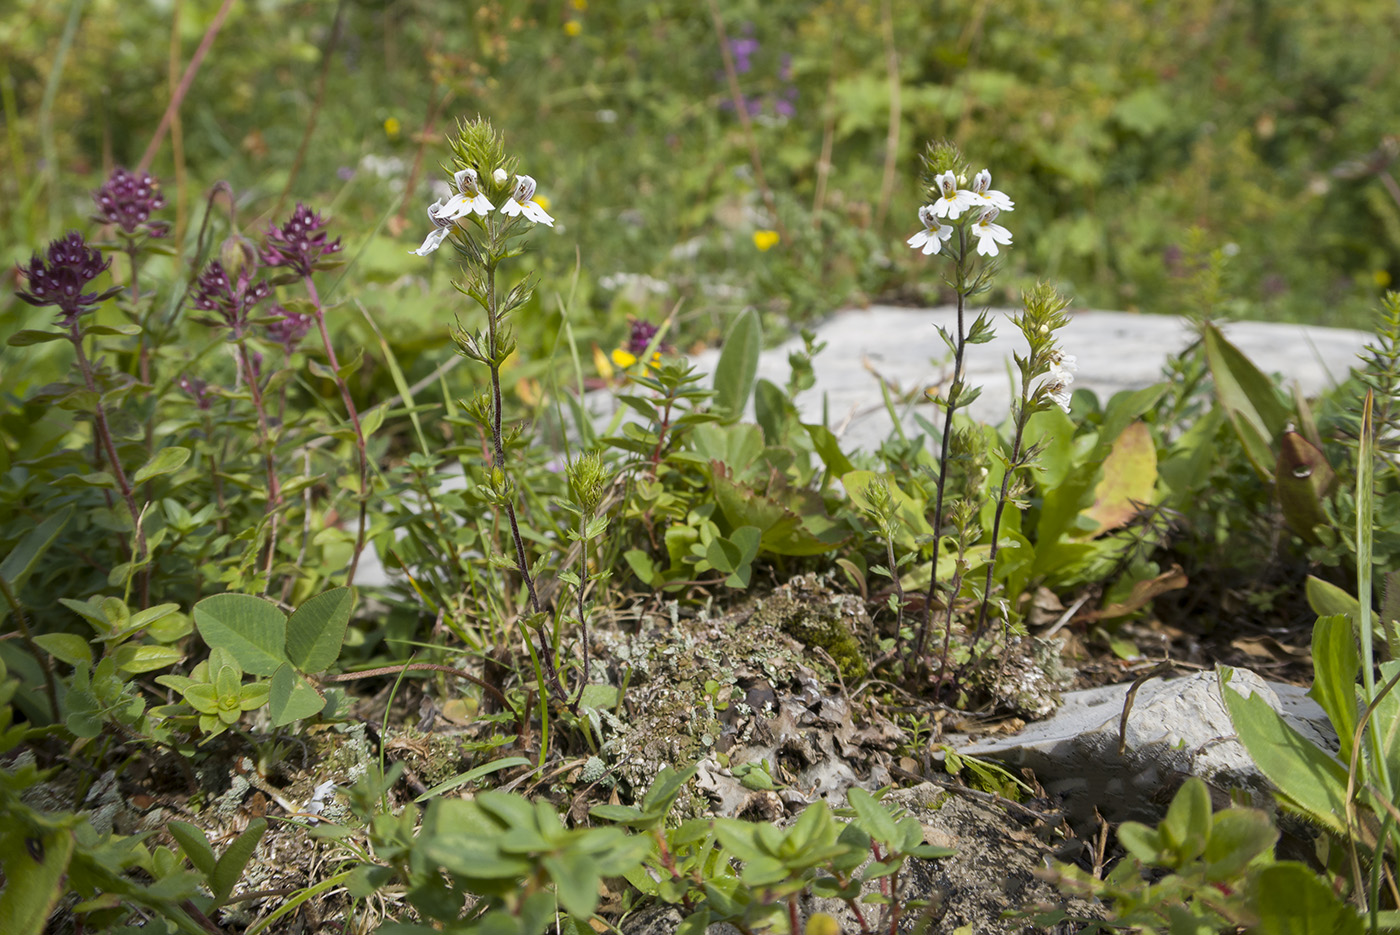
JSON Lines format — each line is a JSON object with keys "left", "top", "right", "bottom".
{"left": 3, "top": 0, "right": 1398, "bottom": 355}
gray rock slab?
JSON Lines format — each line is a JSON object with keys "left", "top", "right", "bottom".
{"left": 688, "top": 305, "right": 1370, "bottom": 453}
{"left": 950, "top": 668, "right": 1335, "bottom": 832}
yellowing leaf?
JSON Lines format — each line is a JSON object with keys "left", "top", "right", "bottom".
{"left": 1081, "top": 421, "right": 1157, "bottom": 535}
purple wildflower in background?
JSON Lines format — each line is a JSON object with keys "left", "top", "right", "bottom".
{"left": 265, "top": 305, "right": 314, "bottom": 352}
{"left": 628, "top": 319, "right": 660, "bottom": 356}
{"left": 15, "top": 232, "right": 119, "bottom": 327}
{"left": 92, "top": 167, "right": 168, "bottom": 237}
{"left": 192, "top": 260, "right": 272, "bottom": 339}
{"left": 730, "top": 36, "right": 759, "bottom": 74}
{"left": 262, "top": 203, "right": 342, "bottom": 277}
{"left": 178, "top": 375, "right": 214, "bottom": 410}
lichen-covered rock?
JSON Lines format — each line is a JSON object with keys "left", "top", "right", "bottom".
{"left": 749, "top": 572, "right": 871, "bottom": 682}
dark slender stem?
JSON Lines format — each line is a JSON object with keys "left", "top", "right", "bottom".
{"left": 971, "top": 404, "right": 1030, "bottom": 648}
{"left": 322, "top": 662, "right": 512, "bottom": 713}
{"left": 0, "top": 577, "right": 60, "bottom": 721}
{"left": 68, "top": 323, "right": 149, "bottom": 607}
{"left": 305, "top": 275, "right": 369, "bottom": 586}
{"left": 236, "top": 341, "right": 281, "bottom": 592}
{"left": 918, "top": 227, "right": 970, "bottom": 673}
{"left": 275, "top": 0, "right": 346, "bottom": 218}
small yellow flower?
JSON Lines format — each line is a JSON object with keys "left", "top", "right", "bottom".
{"left": 570, "top": 0, "right": 588, "bottom": 9}
{"left": 610, "top": 347, "right": 662, "bottom": 372}
{"left": 564, "top": 20, "right": 582, "bottom": 36}
{"left": 1376, "top": 269, "right": 1392, "bottom": 289}
{"left": 533, "top": 193, "right": 551, "bottom": 212}
{"left": 753, "top": 229, "right": 780, "bottom": 251}
{"left": 383, "top": 117, "right": 401, "bottom": 139}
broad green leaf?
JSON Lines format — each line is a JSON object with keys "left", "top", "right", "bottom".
{"left": 712, "top": 308, "right": 761, "bottom": 420}
{"left": 0, "top": 506, "right": 73, "bottom": 597}
{"left": 1249, "top": 862, "right": 1364, "bottom": 935}
{"left": 847, "top": 788, "right": 900, "bottom": 846}
{"left": 804, "top": 423, "right": 855, "bottom": 478}
{"left": 419, "top": 835, "right": 531, "bottom": 879}
{"left": 268, "top": 664, "right": 325, "bottom": 726}
{"left": 641, "top": 764, "right": 700, "bottom": 820}
{"left": 168, "top": 821, "right": 218, "bottom": 878}
{"left": 1080, "top": 421, "right": 1157, "bottom": 535}
{"left": 1158, "top": 777, "right": 1211, "bottom": 866}
{"left": 1308, "top": 614, "right": 1359, "bottom": 763}
{"left": 6, "top": 329, "right": 67, "bottom": 346}
{"left": 1306, "top": 576, "right": 1359, "bottom": 620}
{"left": 193, "top": 593, "right": 288, "bottom": 676}
{"left": 32, "top": 633, "right": 92, "bottom": 668}
{"left": 210, "top": 818, "right": 267, "bottom": 905}
{"left": 0, "top": 826, "right": 75, "bottom": 935}
{"left": 133, "top": 446, "right": 191, "bottom": 484}
{"left": 542, "top": 850, "right": 600, "bottom": 918}
{"left": 1203, "top": 322, "right": 1291, "bottom": 479}
{"left": 284, "top": 587, "right": 354, "bottom": 674}
{"left": 1222, "top": 671, "right": 1350, "bottom": 836}
{"left": 113, "top": 643, "right": 183, "bottom": 674}
{"left": 1202, "top": 808, "right": 1277, "bottom": 881}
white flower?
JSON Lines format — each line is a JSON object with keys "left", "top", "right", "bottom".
{"left": 906, "top": 204, "right": 952, "bottom": 256}
{"left": 409, "top": 200, "right": 453, "bottom": 255}
{"left": 493, "top": 167, "right": 509, "bottom": 186}
{"left": 1047, "top": 381, "right": 1073, "bottom": 413}
{"left": 434, "top": 168, "right": 494, "bottom": 221}
{"left": 500, "top": 174, "right": 555, "bottom": 227}
{"left": 971, "top": 206, "right": 1013, "bottom": 256}
{"left": 1049, "top": 350, "right": 1077, "bottom": 386}
{"left": 931, "top": 171, "right": 975, "bottom": 219}
{"left": 968, "top": 169, "right": 1014, "bottom": 212}
{"left": 303, "top": 780, "right": 338, "bottom": 824}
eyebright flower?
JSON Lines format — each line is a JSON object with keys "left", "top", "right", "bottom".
{"left": 262, "top": 203, "right": 342, "bottom": 277}
{"left": 1048, "top": 350, "right": 1077, "bottom": 386}
{"left": 971, "top": 207, "right": 1013, "bottom": 257}
{"left": 493, "top": 167, "right": 509, "bottom": 186}
{"left": 15, "top": 232, "right": 118, "bottom": 327}
{"left": 906, "top": 205, "right": 952, "bottom": 256}
{"left": 411, "top": 200, "right": 454, "bottom": 256}
{"left": 1047, "top": 381, "right": 1073, "bottom": 413}
{"left": 192, "top": 260, "right": 272, "bottom": 339}
{"left": 434, "top": 168, "right": 494, "bottom": 221}
{"left": 92, "top": 167, "right": 168, "bottom": 237}
{"left": 931, "top": 171, "right": 975, "bottom": 219}
{"left": 500, "top": 175, "right": 555, "bottom": 227}
{"left": 966, "top": 169, "right": 1014, "bottom": 213}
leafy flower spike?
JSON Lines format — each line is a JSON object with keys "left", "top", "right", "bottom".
{"left": 971, "top": 206, "right": 1013, "bottom": 257}
{"left": 435, "top": 168, "right": 494, "bottom": 221}
{"left": 15, "top": 231, "right": 118, "bottom": 326}
{"left": 906, "top": 205, "right": 952, "bottom": 256}
{"left": 411, "top": 200, "right": 454, "bottom": 256}
{"left": 500, "top": 175, "right": 555, "bottom": 227}
{"left": 968, "top": 169, "right": 1014, "bottom": 213}
{"left": 932, "top": 170, "right": 975, "bottom": 219}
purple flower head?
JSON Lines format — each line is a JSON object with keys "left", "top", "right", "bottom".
{"left": 16, "top": 231, "right": 118, "bottom": 327}
{"left": 729, "top": 36, "right": 759, "bottom": 74}
{"left": 628, "top": 319, "right": 660, "bottom": 356}
{"left": 265, "top": 305, "right": 314, "bottom": 352}
{"left": 192, "top": 259, "right": 273, "bottom": 339}
{"left": 92, "top": 167, "right": 168, "bottom": 237}
{"left": 261, "top": 203, "right": 342, "bottom": 277}
{"left": 178, "top": 375, "right": 214, "bottom": 410}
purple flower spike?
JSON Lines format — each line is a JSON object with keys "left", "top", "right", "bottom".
{"left": 92, "top": 167, "right": 168, "bottom": 237}
{"left": 192, "top": 259, "right": 273, "bottom": 339}
{"left": 15, "top": 231, "right": 118, "bottom": 327}
{"left": 265, "top": 305, "right": 314, "bottom": 352}
{"left": 262, "top": 203, "right": 342, "bottom": 277}
{"left": 628, "top": 319, "right": 660, "bottom": 356}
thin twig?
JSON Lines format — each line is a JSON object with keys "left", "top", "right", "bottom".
{"left": 137, "top": 0, "right": 236, "bottom": 173}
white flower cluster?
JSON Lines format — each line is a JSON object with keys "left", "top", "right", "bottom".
{"left": 410, "top": 168, "right": 555, "bottom": 256}
{"left": 906, "top": 169, "right": 1014, "bottom": 258}
{"left": 1044, "top": 349, "right": 1077, "bottom": 413}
